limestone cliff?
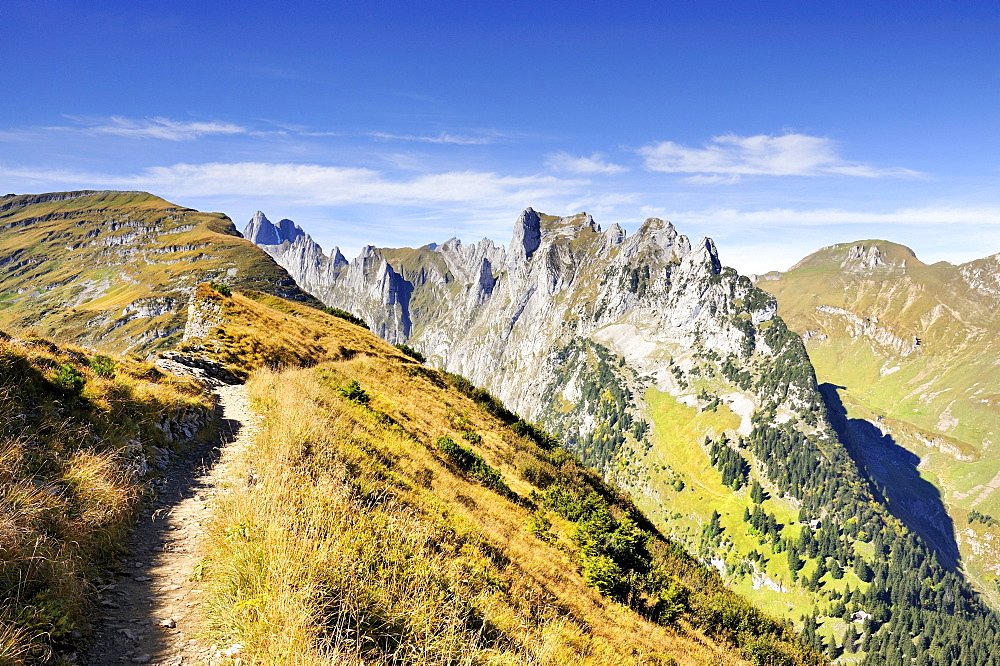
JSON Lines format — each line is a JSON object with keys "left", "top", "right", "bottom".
{"left": 246, "top": 209, "right": 825, "bottom": 488}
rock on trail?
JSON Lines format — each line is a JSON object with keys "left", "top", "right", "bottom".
{"left": 81, "top": 384, "right": 257, "bottom": 666}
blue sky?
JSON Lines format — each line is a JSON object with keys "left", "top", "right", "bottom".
{"left": 2, "top": 0, "right": 998, "bottom": 274}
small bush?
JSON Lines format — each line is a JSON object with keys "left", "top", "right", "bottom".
{"left": 337, "top": 379, "right": 370, "bottom": 405}
{"left": 89, "top": 354, "right": 115, "bottom": 379}
{"left": 527, "top": 509, "right": 555, "bottom": 542}
{"left": 395, "top": 343, "right": 426, "bottom": 363}
{"left": 209, "top": 282, "right": 232, "bottom": 297}
{"left": 436, "top": 435, "right": 509, "bottom": 494}
{"left": 519, "top": 460, "right": 554, "bottom": 489}
{"left": 511, "top": 419, "right": 561, "bottom": 450}
{"left": 323, "top": 307, "right": 369, "bottom": 329}
{"left": 54, "top": 363, "right": 85, "bottom": 392}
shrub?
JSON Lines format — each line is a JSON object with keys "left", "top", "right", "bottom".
{"left": 527, "top": 509, "right": 555, "bottom": 542}
{"left": 395, "top": 343, "right": 426, "bottom": 363}
{"left": 436, "top": 436, "right": 509, "bottom": 494}
{"left": 322, "top": 307, "right": 369, "bottom": 329}
{"left": 89, "top": 354, "right": 115, "bottom": 379}
{"left": 655, "top": 577, "right": 691, "bottom": 626}
{"left": 337, "top": 379, "right": 370, "bottom": 405}
{"left": 581, "top": 554, "right": 621, "bottom": 594}
{"left": 55, "top": 363, "right": 85, "bottom": 392}
{"left": 511, "top": 419, "right": 561, "bottom": 450}
{"left": 209, "top": 282, "right": 232, "bottom": 297}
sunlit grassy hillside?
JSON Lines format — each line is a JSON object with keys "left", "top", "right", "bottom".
{"left": 0, "top": 191, "right": 318, "bottom": 353}
{"left": 0, "top": 331, "right": 213, "bottom": 662}
{"left": 186, "top": 286, "right": 825, "bottom": 666}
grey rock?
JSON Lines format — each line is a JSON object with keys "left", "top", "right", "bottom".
{"left": 243, "top": 209, "right": 798, "bottom": 477}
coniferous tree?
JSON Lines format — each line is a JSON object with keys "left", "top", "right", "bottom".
{"left": 843, "top": 624, "right": 858, "bottom": 654}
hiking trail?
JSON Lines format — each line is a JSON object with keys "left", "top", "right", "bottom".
{"left": 81, "top": 384, "right": 257, "bottom": 666}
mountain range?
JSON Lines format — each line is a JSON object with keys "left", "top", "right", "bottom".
{"left": 244, "top": 206, "right": 1000, "bottom": 662}
{"left": 0, "top": 192, "right": 998, "bottom": 664}
{"left": 760, "top": 241, "right": 1000, "bottom": 605}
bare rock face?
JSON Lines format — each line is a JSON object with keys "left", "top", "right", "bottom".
{"left": 509, "top": 207, "right": 542, "bottom": 266}
{"left": 243, "top": 211, "right": 280, "bottom": 245}
{"left": 243, "top": 209, "right": 815, "bottom": 482}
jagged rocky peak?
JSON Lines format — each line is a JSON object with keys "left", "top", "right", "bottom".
{"left": 243, "top": 211, "right": 305, "bottom": 246}
{"left": 618, "top": 217, "right": 692, "bottom": 265}
{"left": 605, "top": 223, "right": 626, "bottom": 245}
{"left": 330, "top": 246, "right": 348, "bottom": 268}
{"left": 244, "top": 211, "right": 280, "bottom": 245}
{"left": 509, "top": 207, "right": 542, "bottom": 263}
{"left": 687, "top": 237, "right": 723, "bottom": 274}
{"left": 275, "top": 218, "right": 305, "bottom": 245}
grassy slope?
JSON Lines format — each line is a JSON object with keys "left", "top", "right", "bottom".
{"left": 760, "top": 241, "right": 1000, "bottom": 604}
{"left": 0, "top": 331, "right": 213, "bottom": 663}
{"left": 186, "top": 287, "right": 825, "bottom": 666}
{"left": 0, "top": 191, "right": 318, "bottom": 353}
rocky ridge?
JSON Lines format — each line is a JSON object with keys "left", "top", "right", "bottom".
{"left": 245, "top": 208, "right": 821, "bottom": 483}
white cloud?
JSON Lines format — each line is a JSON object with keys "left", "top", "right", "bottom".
{"left": 639, "top": 133, "right": 921, "bottom": 180}
{"left": 0, "top": 161, "right": 589, "bottom": 214}
{"left": 120, "top": 162, "right": 583, "bottom": 209}
{"left": 76, "top": 116, "right": 249, "bottom": 141}
{"left": 546, "top": 152, "right": 627, "bottom": 175}
{"left": 645, "top": 205, "right": 1000, "bottom": 228}
{"left": 367, "top": 131, "right": 503, "bottom": 145}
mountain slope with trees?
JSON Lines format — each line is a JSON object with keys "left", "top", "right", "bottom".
{"left": 760, "top": 241, "right": 1000, "bottom": 607}
{"left": 248, "top": 211, "right": 1000, "bottom": 663}
{"left": 175, "top": 284, "right": 826, "bottom": 665}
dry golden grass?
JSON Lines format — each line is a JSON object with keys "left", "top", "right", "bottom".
{"left": 186, "top": 287, "right": 823, "bottom": 665}
{"left": 0, "top": 190, "right": 319, "bottom": 353}
{"left": 182, "top": 285, "right": 407, "bottom": 379}
{"left": 204, "top": 366, "right": 726, "bottom": 665}
{"left": 0, "top": 332, "right": 214, "bottom": 662}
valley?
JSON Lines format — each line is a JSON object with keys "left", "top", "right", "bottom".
{"left": 245, "top": 205, "right": 1000, "bottom": 663}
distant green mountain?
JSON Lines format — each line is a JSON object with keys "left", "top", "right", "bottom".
{"left": 0, "top": 191, "right": 317, "bottom": 352}
{"left": 760, "top": 240, "right": 1000, "bottom": 604}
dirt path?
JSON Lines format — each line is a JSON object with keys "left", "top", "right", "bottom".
{"left": 81, "top": 384, "right": 258, "bottom": 666}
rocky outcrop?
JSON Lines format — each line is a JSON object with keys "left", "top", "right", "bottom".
{"left": 815, "top": 305, "right": 920, "bottom": 357}
{"left": 960, "top": 253, "right": 1000, "bottom": 298}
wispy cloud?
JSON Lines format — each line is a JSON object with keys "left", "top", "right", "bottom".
{"left": 124, "top": 162, "right": 584, "bottom": 207}
{"left": 65, "top": 116, "right": 250, "bottom": 141}
{"left": 639, "top": 133, "right": 921, "bottom": 180}
{"left": 637, "top": 204, "right": 1000, "bottom": 228}
{"left": 546, "top": 152, "right": 627, "bottom": 175}
{"left": 0, "top": 162, "right": 583, "bottom": 210}
{"left": 367, "top": 131, "right": 505, "bottom": 145}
